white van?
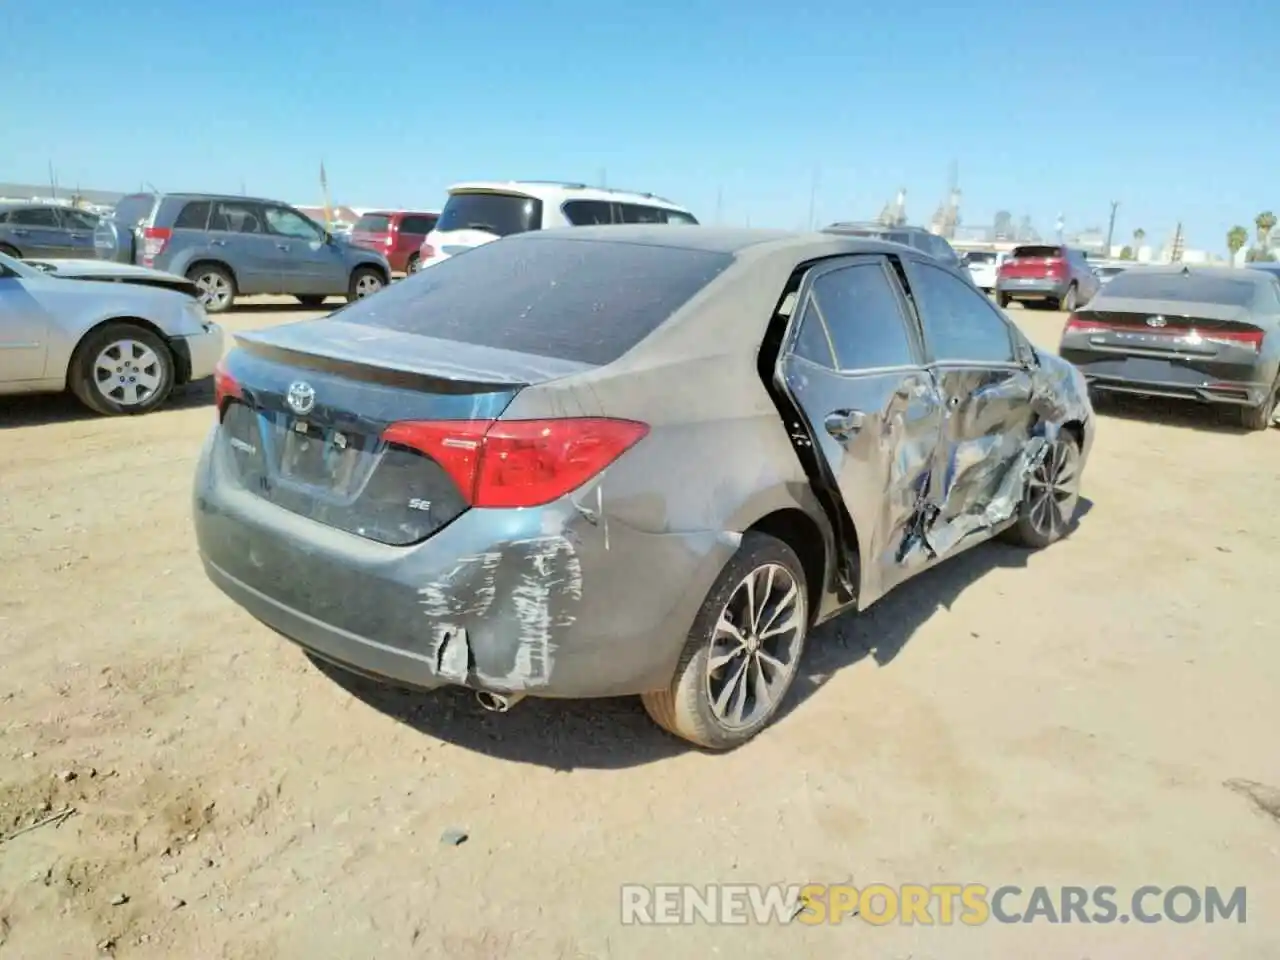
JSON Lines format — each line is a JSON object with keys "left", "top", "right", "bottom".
{"left": 418, "top": 181, "right": 698, "bottom": 266}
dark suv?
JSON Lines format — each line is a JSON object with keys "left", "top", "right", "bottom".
{"left": 996, "top": 244, "right": 1100, "bottom": 311}
{"left": 823, "top": 222, "right": 967, "bottom": 274}
{"left": 95, "top": 193, "right": 392, "bottom": 313}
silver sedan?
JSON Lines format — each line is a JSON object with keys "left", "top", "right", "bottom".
{"left": 0, "top": 250, "right": 223, "bottom": 415}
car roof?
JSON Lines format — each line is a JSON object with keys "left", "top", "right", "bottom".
{"left": 360, "top": 209, "right": 440, "bottom": 218}
{"left": 825, "top": 221, "right": 931, "bottom": 234}
{"left": 445, "top": 181, "right": 691, "bottom": 212}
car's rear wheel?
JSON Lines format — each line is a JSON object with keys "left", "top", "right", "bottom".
{"left": 347, "top": 267, "right": 385, "bottom": 303}
{"left": 406, "top": 253, "right": 421, "bottom": 275}
{"left": 0, "top": 243, "right": 20, "bottom": 258}
{"left": 1060, "top": 283, "right": 1078, "bottom": 312}
{"left": 188, "top": 264, "right": 236, "bottom": 314}
{"left": 641, "top": 533, "right": 809, "bottom": 750}
{"left": 1002, "top": 432, "right": 1082, "bottom": 548}
{"left": 1238, "top": 379, "right": 1280, "bottom": 431}
{"left": 295, "top": 295, "right": 328, "bottom": 308}
{"left": 997, "top": 293, "right": 1012, "bottom": 308}
{"left": 69, "top": 322, "right": 175, "bottom": 416}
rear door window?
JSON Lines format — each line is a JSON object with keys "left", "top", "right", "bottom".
{"left": 618, "top": 204, "right": 668, "bottom": 224}
{"left": 338, "top": 235, "right": 733, "bottom": 366}
{"left": 436, "top": 192, "right": 543, "bottom": 236}
{"left": 909, "top": 262, "right": 1017, "bottom": 364}
{"left": 809, "top": 260, "right": 918, "bottom": 370}
{"left": 10, "top": 207, "right": 60, "bottom": 227}
{"left": 399, "top": 215, "right": 437, "bottom": 234}
{"left": 174, "top": 201, "right": 212, "bottom": 230}
{"left": 562, "top": 200, "right": 614, "bottom": 225}
{"left": 210, "top": 201, "right": 265, "bottom": 234}
{"left": 61, "top": 209, "right": 99, "bottom": 231}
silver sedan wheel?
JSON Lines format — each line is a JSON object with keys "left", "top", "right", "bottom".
{"left": 194, "top": 271, "right": 232, "bottom": 310}
{"left": 1026, "top": 437, "right": 1081, "bottom": 540}
{"left": 705, "top": 563, "right": 805, "bottom": 731}
{"left": 93, "top": 339, "right": 164, "bottom": 406}
{"left": 355, "top": 273, "right": 383, "bottom": 298}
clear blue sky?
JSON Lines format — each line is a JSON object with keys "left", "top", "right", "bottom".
{"left": 5, "top": 0, "right": 1276, "bottom": 253}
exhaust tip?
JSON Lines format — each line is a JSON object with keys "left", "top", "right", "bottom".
{"left": 475, "top": 690, "right": 525, "bottom": 713}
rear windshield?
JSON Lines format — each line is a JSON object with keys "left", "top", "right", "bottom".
{"left": 1011, "top": 245, "right": 1064, "bottom": 259}
{"left": 964, "top": 251, "right": 997, "bottom": 263}
{"left": 111, "top": 194, "right": 155, "bottom": 227}
{"left": 1101, "top": 271, "right": 1258, "bottom": 307}
{"left": 338, "top": 236, "right": 734, "bottom": 366}
{"left": 436, "top": 192, "right": 542, "bottom": 237}
{"left": 353, "top": 214, "right": 391, "bottom": 233}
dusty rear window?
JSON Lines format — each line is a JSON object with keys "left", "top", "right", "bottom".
{"left": 1010, "top": 245, "right": 1064, "bottom": 259}
{"left": 1101, "top": 271, "right": 1259, "bottom": 307}
{"left": 337, "top": 236, "right": 733, "bottom": 366}
{"left": 353, "top": 214, "right": 391, "bottom": 233}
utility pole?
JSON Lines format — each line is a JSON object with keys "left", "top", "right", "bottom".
{"left": 1170, "top": 222, "right": 1185, "bottom": 262}
{"left": 596, "top": 168, "right": 607, "bottom": 188}
{"left": 1103, "top": 201, "right": 1120, "bottom": 259}
{"left": 48, "top": 161, "right": 58, "bottom": 200}
{"left": 715, "top": 185, "right": 723, "bottom": 225}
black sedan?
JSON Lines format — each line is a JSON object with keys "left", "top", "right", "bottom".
{"left": 1060, "top": 265, "right": 1280, "bottom": 430}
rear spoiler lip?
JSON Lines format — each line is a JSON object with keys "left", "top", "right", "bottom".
{"left": 233, "top": 321, "right": 596, "bottom": 395}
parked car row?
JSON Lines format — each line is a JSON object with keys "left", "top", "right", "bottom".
{"left": 0, "top": 201, "right": 102, "bottom": 260}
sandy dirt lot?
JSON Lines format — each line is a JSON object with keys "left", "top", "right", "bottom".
{"left": 1, "top": 298, "right": 1278, "bottom": 959}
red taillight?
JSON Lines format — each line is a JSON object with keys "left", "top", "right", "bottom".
{"left": 141, "top": 226, "right": 171, "bottom": 266}
{"left": 213, "top": 359, "right": 241, "bottom": 414}
{"left": 382, "top": 418, "right": 650, "bottom": 508}
{"left": 1064, "top": 313, "right": 1110, "bottom": 335}
{"left": 1202, "top": 329, "right": 1264, "bottom": 353}
{"left": 1044, "top": 257, "right": 1066, "bottom": 274}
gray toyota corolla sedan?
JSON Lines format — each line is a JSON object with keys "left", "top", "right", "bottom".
{"left": 1060, "top": 264, "right": 1280, "bottom": 430}
{"left": 194, "top": 225, "right": 1094, "bottom": 749}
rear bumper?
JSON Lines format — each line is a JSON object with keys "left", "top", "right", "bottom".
{"left": 192, "top": 430, "right": 734, "bottom": 698}
{"left": 1062, "top": 348, "right": 1274, "bottom": 406}
{"left": 998, "top": 278, "right": 1069, "bottom": 300}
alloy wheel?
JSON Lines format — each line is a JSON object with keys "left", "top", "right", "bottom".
{"left": 1026, "top": 437, "right": 1081, "bottom": 540}
{"left": 195, "top": 272, "right": 231, "bottom": 310}
{"left": 355, "top": 273, "right": 383, "bottom": 298}
{"left": 704, "top": 563, "right": 805, "bottom": 731}
{"left": 93, "top": 339, "right": 163, "bottom": 406}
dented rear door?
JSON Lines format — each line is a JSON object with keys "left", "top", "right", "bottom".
{"left": 774, "top": 255, "right": 945, "bottom": 607}
{"left": 902, "top": 259, "right": 1038, "bottom": 535}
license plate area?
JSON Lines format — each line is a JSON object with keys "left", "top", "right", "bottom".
{"left": 279, "top": 418, "right": 362, "bottom": 495}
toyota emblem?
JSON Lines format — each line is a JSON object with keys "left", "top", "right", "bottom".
{"left": 1146, "top": 315, "right": 1167, "bottom": 328}
{"left": 286, "top": 381, "right": 316, "bottom": 416}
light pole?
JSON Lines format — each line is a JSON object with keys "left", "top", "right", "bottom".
{"left": 1104, "top": 201, "right": 1119, "bottom": 258}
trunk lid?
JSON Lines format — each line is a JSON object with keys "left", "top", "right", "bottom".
{"left": 1066, "top": 299, "right": 1266, "bottom": 359}
{"left": 1001, "top": 245, "right": 1067, "bottom": 280}
{"left": 214, "top": 318, "right": 593, "bottom": 546}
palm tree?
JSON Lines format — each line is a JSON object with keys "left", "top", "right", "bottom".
{"left": 1132, "top": 228, "right": 1146, "bottom": 258}
{"left": 1255, "top": 211, "right": 1277, "bottom": 250}
{"left": 1227, "top": 225, "right": 1249, "bottom": 263}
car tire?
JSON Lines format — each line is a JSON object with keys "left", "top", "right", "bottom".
{"left": 347, "top": 266, "right": 385, "bottom": 303}
{"left": 997, "top": 293, "right": 1011, "bottom": 309}
{"left": 641, "top": 532, "right": 809, "bottom": 751}
{"left": 0, "top": 243, "right": 20, "bottom": 258}
{"left": 187, "top": 264, "right": 236, "bottom": 314}
{"left": 295, "top": 295, "right": 328, "bottom": 308}
{"left": 1238, "top": 379, "right": 1279, "bottom": 431}
{"left": 1001, "top": 431, "right": 1082, "bottom": 549}
{"left": 69, "top": 321, "right": 175, "bottom": 417}
{"left": 406, "top": 253, "right": 421, "bottom": 275}
{"left": 1060, "top": 284, "right": 1078, "bottom": 312}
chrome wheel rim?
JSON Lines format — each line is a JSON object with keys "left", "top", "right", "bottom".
{"left": 93, "top": 339, "right": 163, "bottom": 406}
{"left": 194, "top": 272, "right": 231, "bottom": 309}
{"left": 355, "top": 273, "right": 382, "bottom": 297}
{"left": 1026, "top": 438, "right": 1081, "bottom": 539}
{"left": 705, "top": 563, "right": 805, "bottom": 731}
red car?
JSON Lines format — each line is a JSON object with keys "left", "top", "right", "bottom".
{"left": 349, "top": 210, "right": 440, "bottom": 275}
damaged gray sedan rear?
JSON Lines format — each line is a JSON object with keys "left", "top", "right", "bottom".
{"left": 193, "top": 225, "right": 1094, "bottom": 750}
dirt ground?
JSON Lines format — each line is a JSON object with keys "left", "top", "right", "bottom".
{"left": 1, "top": 298, "right": 1278, "bottom": 960}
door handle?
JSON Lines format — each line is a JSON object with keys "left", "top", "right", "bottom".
{"left": 11, "top": 229, "right": 29, "bottom": 237}
{"left": 824, "top": 409, "right": 866, "bottom": 440}
{"left": 210, "top": 239, "right": 227, "bottom": 247}
{"left": 946, "top": 395, "right": 961, "bottom": 409}
{"left": 276, "top": 243, "right": 290, "bottom": 251}
{"left": 69, "top": 233, "right": 85, "bottom": 240}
